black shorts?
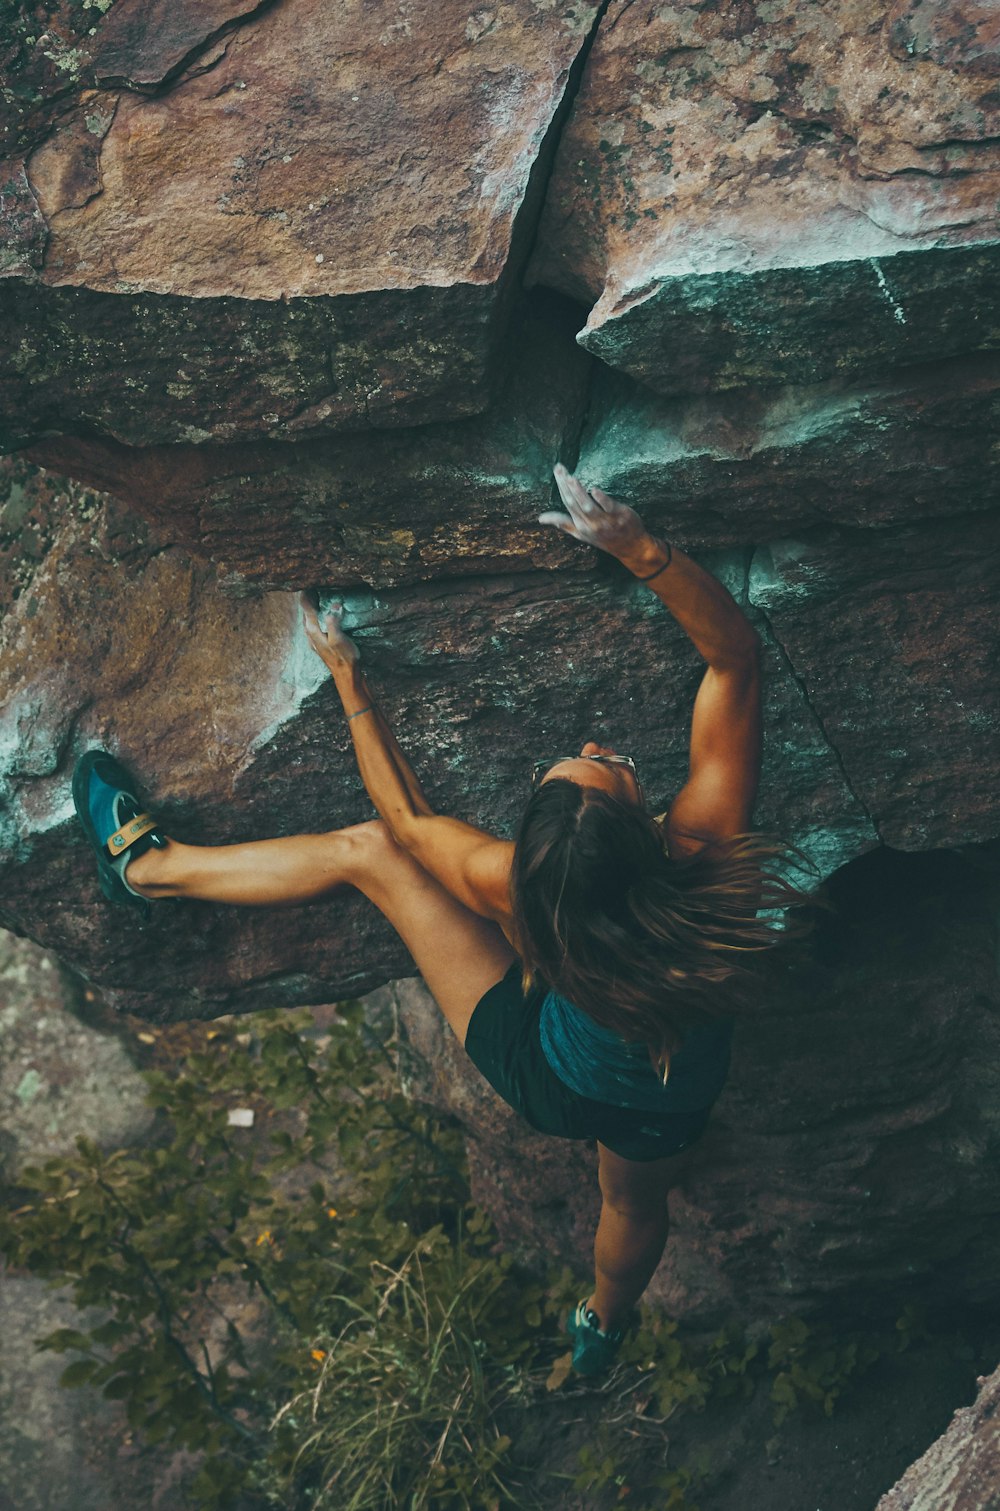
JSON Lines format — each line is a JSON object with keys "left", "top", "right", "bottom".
{"left": 464, "top": 962, "right": 719, "bottom": 1162}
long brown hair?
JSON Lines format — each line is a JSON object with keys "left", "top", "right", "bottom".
{"left": 509, "top": 779, "right": 809, "bottom": 1069}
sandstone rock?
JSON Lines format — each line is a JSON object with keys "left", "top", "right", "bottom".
{"left": 397, "top": 845, "right": 1000, "bottom": 1326}
{"left": 876, "top": 1356, "right": 1000, "bottom": 1511}
{"left": 23, "top": 335, "right": 1000, "bottom": 594}
{"left": 0, "top": 0, "right": 601, "bottom": 446}
{"left": 577, "top": 352, "right": 1000, "bottom": 550}
{"left": 530, "top": 0, "right": 1000, "bottom": 394}
{"left": 748, "top": 517, "right": 1000, "bottom": 850}
{"left": 22, "top": 301, "right": 594, "bottom": 590}
{"left": 90, "top": 0, "right": 267, "bottom": 91}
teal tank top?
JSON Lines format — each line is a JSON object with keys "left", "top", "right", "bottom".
{"left": 538, "top": 990, "right": 733, "bottom": 1115}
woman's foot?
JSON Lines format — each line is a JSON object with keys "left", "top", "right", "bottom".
{"left": 566, "top": 1299, "right": 626, "bottom": 1376}
{"left": 72, "top": 750, "right": 168, "bottom": 913}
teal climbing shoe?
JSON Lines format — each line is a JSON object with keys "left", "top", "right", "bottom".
{"left": 566, "top": 1300, "right": 625, "bottom": 1377}
{"left": 72, "top": 749, "right": 167, "bottom": 917}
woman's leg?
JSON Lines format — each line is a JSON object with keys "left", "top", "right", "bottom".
{"left": 127, "top": 829, "right": 372, "bottom": 908}
{"left": 588, "top": 1143, "right": 693, "bottom": 1332}
{"left": 126, "top": 821, "right": 516, "bottom": 1045}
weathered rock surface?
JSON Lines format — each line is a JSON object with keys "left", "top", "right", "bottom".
{"left": 876, "top": 1357, "right": 1000, "bottom": 1511}
{"left": 398, "top": 846, "right": 1000, "bottom": 1325}
{"left": 577, "top": 352, "right": 1000, "bottom": 549}
{"left": 1, "top": 0, "right": 600, "bottom": 445}
{"left": 749, "top": 519, "right": 1000, "bottom": 851}
{"left": 22, "top": 301, "right": 594, "bottom": 589}
{"left": 20, "top": 336, "right": 1000, "bottom": 593}
{"left": 0, "top": 930, "right": 153, "bottom": 1177}
{"left": 530, "top": 0, "right": 1000, "bottom": 393}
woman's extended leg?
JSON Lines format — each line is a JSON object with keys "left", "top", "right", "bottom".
{"left": 588, "top": 1142, "right": 694, "bottom": 1333}
{"left": 127, "top": 829, "right": 374, "bottom": 908}
{"left": 126, "top": 821, "right": 516, "bottom": 1045}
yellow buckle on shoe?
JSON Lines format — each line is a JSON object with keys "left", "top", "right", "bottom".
{"left": 105, "top": 813, "right": 158, "bottom": 856}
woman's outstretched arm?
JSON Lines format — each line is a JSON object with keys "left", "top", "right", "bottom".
{"left": 540, "top": 468, "right": 761, "bottom": 852}
{"left": 301, "top": 596, "right": 514, "bottom": 923}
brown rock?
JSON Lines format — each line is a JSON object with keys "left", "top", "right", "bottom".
{"left": 876, "top": 1356, "right": 1000, "bottom": 1510}
{"left": 0, "top": 0, "right": 600, "bottom": 445}
{"left": 530, "top": 0, "right": 1000, "bottom": 394}
{"left": 578, "top": 351, "right": 1000, "bottom": 549}
{"left": 90, "top": 0, "right": 268, "bottom": 90}
{"left": 22, "top": 302, "right": 594, "bottom": 589}
{"left": 24, "top": 339, "right": 1000, "bottom": 593}
{"left": 887, "top": 0, "right": 1000, "bottom": 76}
{"left": 748, "top": 516, "right": 1000, "bottom": 850}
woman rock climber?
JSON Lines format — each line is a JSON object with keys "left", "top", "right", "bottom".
{"left": 75, "top": 465, "right": 789, "bottom": 1376}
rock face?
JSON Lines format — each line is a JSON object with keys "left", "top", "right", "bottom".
{"left": 1, "top": 1, "right": 999, "bottom": 1332}
{"left": 1, "top": 0, "right": 601, "bottom": 445}
{"left": 530, "top": 0, "right": 1000, "bottom": 393}
{"left": 21, "top": 301, "right": 595, "bottom": 590}
{"left": 876, "top": 1358, "right": 1000, "bottom": 1511}
{"left": 0, "top": 452, "right": 880, "bottom": 1014}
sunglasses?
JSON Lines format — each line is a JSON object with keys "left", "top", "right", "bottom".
{"left": 530, "top": 754, "right": 644, "bottom": 804}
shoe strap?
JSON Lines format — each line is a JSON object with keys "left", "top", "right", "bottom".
{"left": 105, "top": 813, "right": 159, "bottom": 857}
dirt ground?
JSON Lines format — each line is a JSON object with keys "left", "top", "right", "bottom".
{"left": 499, "top": 1315, "right": 1000, "bottom": 1511}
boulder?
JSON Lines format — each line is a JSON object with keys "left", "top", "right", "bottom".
{"left": 529, "top": 0, "right": 1000, "bottom": 394}
{"left": 22, "top": 336, "right": 1000, "bottom": 593}
{"left": 577, "top": 352, "right": 1000, "bottom": 549}
{"left": 0, "top": 930, "right": 153, "bottom": 1177}
{"left": 876, "top": 1357, "right": 1000, "bottom": 1511}
{"left": 748, "top": 517, "right": 1000, "bottom": 851}
{"left": 0, "top": 0, "right": 999, "bottom": 1341}
{"left": 0, "top": 0, "right": 601, "bottom": 447}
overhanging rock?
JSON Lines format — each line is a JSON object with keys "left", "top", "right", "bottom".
{"left": 529, "top": 0, "right": 1000, "bottom": 393}
{"left": 0, "top": 0, "right": 601, "bottom": 448}
{"left": 22, "top": 301, "right": 595, "bottom": 590}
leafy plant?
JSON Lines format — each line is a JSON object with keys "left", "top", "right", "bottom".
{"left": 0, "top": 1005, "right": 551, "bottom": 1509}
{"left": 767, "top": 1316, "right": 880, "bottom": 1425}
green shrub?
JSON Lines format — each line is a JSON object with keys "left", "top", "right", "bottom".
{"left": 0, "top": 1005, "right": 550, "bottom": 1509}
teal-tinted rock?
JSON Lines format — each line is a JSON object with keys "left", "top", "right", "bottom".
{"left": 578, "top": 351, "right": 1000, "bottom": 548}
{"left": 578, "top": 242, "right": 1000, "bottom": 396}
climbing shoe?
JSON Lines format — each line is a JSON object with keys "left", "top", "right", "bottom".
{"left": 566, "top": 1300, "right": 625, "bottom": 1376}
{"left": 72, "top": 749, "right": 167, "bottom": 917}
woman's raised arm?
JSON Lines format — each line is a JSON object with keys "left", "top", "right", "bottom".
{"left": 301, "top": 596, "right": 514, "bottom": 923}
{"left": 539, "top": 467, "right": 761, "bottom": 853}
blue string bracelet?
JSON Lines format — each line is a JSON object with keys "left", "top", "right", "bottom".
{"left": 347, "top": 705, "right": 374, "bottom": 721}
